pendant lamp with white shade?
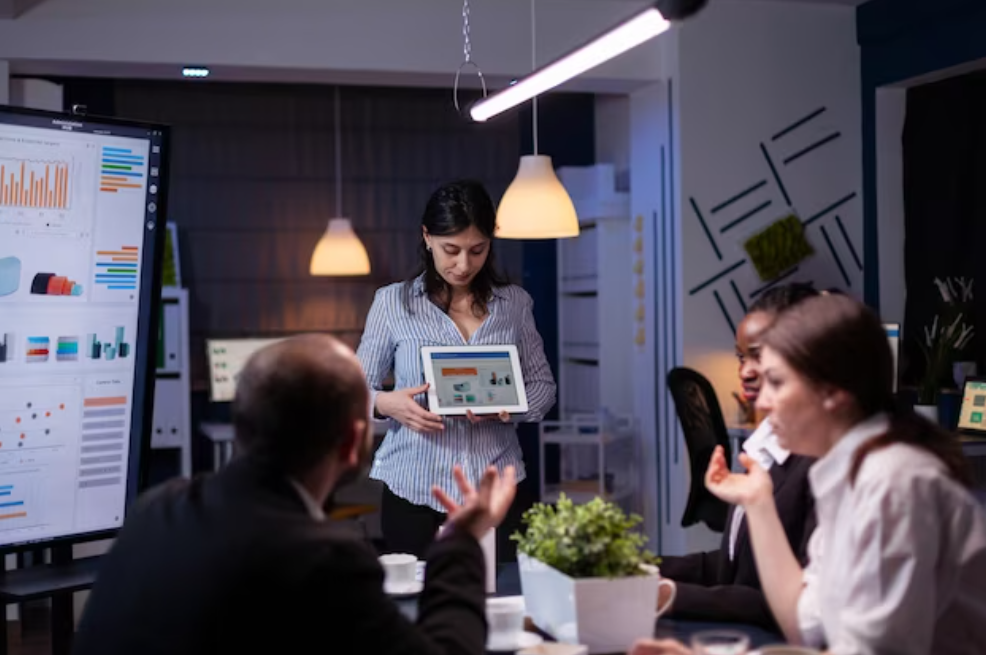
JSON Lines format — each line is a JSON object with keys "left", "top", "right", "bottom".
{"left": 310, "top": 87, "right": 371, "bottom": 276}
{"left": 495, "top": 0, "right": 579, "bottom": 240}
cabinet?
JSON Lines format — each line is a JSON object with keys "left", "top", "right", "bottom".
{"left": 543, "top": 164, "right": 640, "bottom": 512}
{"left": 539, "top": 414, "right": 640, "bottom": 515}
{"left": 556, "top": 164, "right": 633, "bottom": 417}
{"left": 151, "top": 287, "right": 191, "bottom": 476}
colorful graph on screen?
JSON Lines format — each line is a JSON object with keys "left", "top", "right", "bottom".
{"left": 86, "top": 327, "right": 130, "bottom": 361}
{"left": 0, "top": 158, "right": 71, "bottom": 210}
{"left": 30, "top": 272, "right": 83, "bottom": 297}
{"left": 94, "top": 247, "right": 139, "bottom": 291}
{"left": 25, "top": 336, "right": 49, "bottom": 363}
{"left": 99, "top": 147, "right": 145, "bottom": 194}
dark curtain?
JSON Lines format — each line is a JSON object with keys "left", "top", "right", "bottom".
{"left": 901, "top": 73, "right": 986, "bottom": 388}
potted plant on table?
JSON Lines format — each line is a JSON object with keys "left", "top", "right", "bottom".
{"left": 916, "top": 277, "right": 975, "bottom": 422}
{"left": 512, "top": 495, "right": 676, "bottom": 654}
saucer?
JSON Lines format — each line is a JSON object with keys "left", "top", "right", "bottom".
{"left": 384, "top": 580, "right": 424, "bottom": 598}
{"left": 487, "top": 631, "right": 543, "bottom": 652}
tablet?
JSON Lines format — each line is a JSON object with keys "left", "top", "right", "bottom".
{"left": 421, "top": 345, "right": 529, "bottom": 416}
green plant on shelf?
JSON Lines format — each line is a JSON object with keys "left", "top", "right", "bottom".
{"left": 512, "top": 494, "right": 658, "bottom": 578}
{"left": 162, "top": 227, "right": 178, "bottom": 287}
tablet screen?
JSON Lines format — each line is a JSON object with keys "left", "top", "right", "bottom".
{"left": 428, "top": 351, "right": 519, "bottom": 409}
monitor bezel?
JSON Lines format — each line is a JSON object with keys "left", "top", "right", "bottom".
{"left": 0, "top": 104, "right": 169, "bottom": 554}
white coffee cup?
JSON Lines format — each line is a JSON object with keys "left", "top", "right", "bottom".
{"left": 379, "top": 553, "right": 417, "bottom": 588}
{"left": 486, "top": 596, "right": 525, "bottom": 647}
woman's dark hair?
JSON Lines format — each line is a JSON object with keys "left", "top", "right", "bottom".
{"left": 404, "top": 179, "right": 508, "bottom": 315}
{"left": 749, "top": 281, "right": 819, "bottom": 315}
{"left": 762, "top": 294, "right": 972, "bottom": 487}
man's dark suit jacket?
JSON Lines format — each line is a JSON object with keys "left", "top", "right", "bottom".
{"left": 73, "top": 456, "right": 486, "bottom": 655}
{"left": 659, "top": 453, "right": 817, "bottom": 631}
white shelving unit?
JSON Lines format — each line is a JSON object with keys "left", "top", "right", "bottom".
{"left": 152, "top": 287, "right": 192, "bottom": 477}
{"left": 556, "top": 164, "right": 633, "bottom": 417}
{"left": 543, "top": 164, "right": 640, "bottom": 511}
{"left": 538, "top": 413, "right": 640, "bottom": 515}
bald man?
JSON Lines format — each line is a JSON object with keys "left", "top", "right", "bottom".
{"left": 74, "top": 335, "right": 516, "bottom": 655}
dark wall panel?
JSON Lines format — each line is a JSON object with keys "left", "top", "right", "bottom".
{"left": 110, "top": 81, "right": 523, "bottom": 386}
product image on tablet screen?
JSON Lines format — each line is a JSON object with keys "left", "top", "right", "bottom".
{"left": 420, "top": 345, "right": 529, "bottom": 416}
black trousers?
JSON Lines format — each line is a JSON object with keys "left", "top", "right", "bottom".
{"left": 380, "top": 482, "right": 534, "bottom": 562}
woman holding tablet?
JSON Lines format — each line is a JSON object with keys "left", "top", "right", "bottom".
{"left": 357, "top": 179, "right": 557, "bottom": 558}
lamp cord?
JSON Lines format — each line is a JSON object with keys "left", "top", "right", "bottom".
{"left": 334, "top": 85, "right": 343, "bottom": 217}
{"left": 532, "top": 0, "right": 538, "bottom": 155}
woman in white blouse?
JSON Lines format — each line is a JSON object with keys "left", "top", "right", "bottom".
{"left": 633, "top": 294, "right": 986, "bottom": 655}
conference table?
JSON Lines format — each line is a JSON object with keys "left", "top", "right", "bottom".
{"left": 396, "top": 563, "right": 783, "bottom": 654}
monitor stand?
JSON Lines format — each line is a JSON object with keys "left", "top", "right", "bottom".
{"left": 0, "top": 545, "right": 101, "bottom": 655}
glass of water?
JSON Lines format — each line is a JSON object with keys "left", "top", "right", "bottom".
{"left": 691, "top": 630, "right": 750, "bottom": 655}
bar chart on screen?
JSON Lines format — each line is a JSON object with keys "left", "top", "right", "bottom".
{"left": 0, "top": 157, "right": 72, "bottom": 210}
{"left": 0, "top": 131, "right": 97, "bottom": 232}
{"left": 99, "top": 147, "right": 145, "bottom": 195}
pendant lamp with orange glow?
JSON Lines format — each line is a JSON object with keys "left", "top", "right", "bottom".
{"left": 495, "top": 0, "right": 579, "bottom": 240}
{"left": 310, "top": 86, "right": 371, "bottom": 276}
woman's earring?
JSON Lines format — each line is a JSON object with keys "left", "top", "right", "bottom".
{"left": 426, "top": 244, "right": 432, "bottom": 252}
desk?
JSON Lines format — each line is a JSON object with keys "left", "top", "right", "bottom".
{"left": 961, "top": 434, "right": 986, "bottom": 458}
{"left": 396, "top": 564, "right": 783, "bottom": 652}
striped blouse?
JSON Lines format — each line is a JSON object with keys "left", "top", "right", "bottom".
{"left": 356, "top": 275, "right": 557, "bottom": 511}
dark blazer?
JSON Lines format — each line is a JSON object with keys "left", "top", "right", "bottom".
{"left": 73, "top": 456, "right": 487, "bottom": 655}
{"left": 659, "top": 453, "right": 817, "bottom": 631}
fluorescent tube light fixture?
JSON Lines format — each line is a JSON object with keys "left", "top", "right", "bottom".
{"left": 470, "top": 0, "right": 707, "bottom": 122}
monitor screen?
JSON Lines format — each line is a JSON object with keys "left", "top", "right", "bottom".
{"left": 958, "top": 378, "right": 986, "bottom": 433}
{"left": 883, "top": 323, "right": 900, "bottom": 393}
{"left": 0, "top": 106, "right": 166, "bottom": 550}
{"left": 206, "top": 337, "right": 285, "bottom": 402}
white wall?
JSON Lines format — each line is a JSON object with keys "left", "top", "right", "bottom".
{"left": 630, "top": 28, "right": 687, "bottom": 553}
{"left": 676, "top": 0, "right": 863, "bottom": 420}
{"left": 876, "top": 87, "right": 907, "bottom": 324}
{"left": 595, "top": 94, "right": 631, "bottom": 189}
{"left": 0, "top": 0, "right": 662, "bottom": 91}
{"left": 630, "top": 0, "right": 862, "bottom": 554}
{"left": 9, "top": 77, "right": 62, "bottom": 111}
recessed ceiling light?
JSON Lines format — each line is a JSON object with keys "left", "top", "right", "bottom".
{"left": 181, "top": 67, "right": 210, "bottom": 79}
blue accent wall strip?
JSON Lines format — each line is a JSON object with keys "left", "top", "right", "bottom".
{"left": 713, "top": 290, "right": 736, "bottom": 336}
{"left": 749, "top": 267, "right": 800, "bottom": 298}
{"left": 760, "top": 143, "right": 792, "bottom": 207}
{"left": 688, "top": 260, "right": 747, "bottom": 295}
{"left": 783, "top": 132, "right": 842, "bottom": 165}
{"left": 834, "top": 215, "right": 863, "bottom": 271}
{"left": 669, "top": 77, "right": 679, "bottom": 472}
{"left": 772, "top": 107, "right": 827, "bottom": 141}
{"left": 803, "top": 192, "right": 857, "bottom": 227}
{"left": 720, "top": 200, "right": 773, "bottom": 233}
{"left": 711, "top": 180, "right": 768, "bottom": 214}
{"left": 730, "top": 280, "right": 748, "bottom": 314}
{"left": 689, "top": 197, "right": 722, "bottom": 261}
{"left": 661, "top": 144, "right": 671, "bottom": 509}
{"left": 821, "top": 225, "right": 851, "bottom": 288}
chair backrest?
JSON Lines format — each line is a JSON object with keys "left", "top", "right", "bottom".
{"left": 666, "top": 367, "right": 732, "bottom": 532}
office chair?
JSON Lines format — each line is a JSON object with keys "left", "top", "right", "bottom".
{"left": 667, "top": 367, "right": 732, "bottom": 533}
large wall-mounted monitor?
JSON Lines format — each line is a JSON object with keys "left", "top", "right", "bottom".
{"left": 0, "top": 105, "right": 168, "bottom": 551}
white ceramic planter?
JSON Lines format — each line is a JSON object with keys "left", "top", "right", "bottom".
{"left": 518, "top": 554, "right": 675, "bottom": 654}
